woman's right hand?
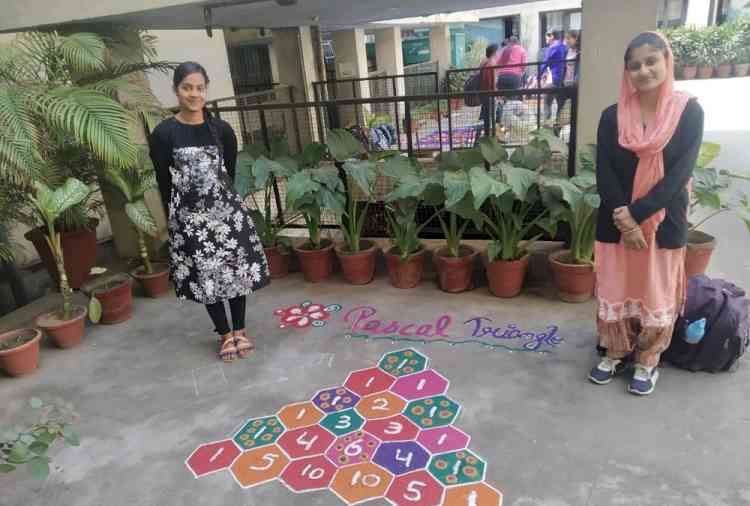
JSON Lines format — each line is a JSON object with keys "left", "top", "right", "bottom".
{"left": 622, "top": 226, "right": 647, "bottom": 250}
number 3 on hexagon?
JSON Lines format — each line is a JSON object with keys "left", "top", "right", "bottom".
{"left": 384, "top": 421, "right": 403, "bottom": 435}
{"left": 334, "top": 415, "right": 352, "bottom": 430}
{"left": 249, "top": 452, "right": 279, "bottom": 471}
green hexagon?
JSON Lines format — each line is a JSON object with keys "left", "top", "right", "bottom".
{"left": 233, "top": 415, "right": 285, "bottom": 450}
{"left": 404, "top": 395, "right": 460, "bottom": 429}
{"left": 377, "top": 349, "right": 427, "bottom": 377}
{"left": 319, "top": 408, "right": 365, "bottom": 437}
{"left": 428, "top": 449, "right": 486, "bottom": 486}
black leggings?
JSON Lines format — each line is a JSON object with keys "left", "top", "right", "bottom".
{"left": 205, "top": 296, "right": 246, "bottom": 335}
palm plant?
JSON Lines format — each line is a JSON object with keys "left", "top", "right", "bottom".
{"left": 102, "top": 148, "right": 160, "bottom": 274}
{"left": 27, "top": 178, "right": 101, "bottom": 322}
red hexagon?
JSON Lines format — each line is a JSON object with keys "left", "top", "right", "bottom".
{"left": 364, "top": 415, "right": 420, "bottom": 442}
{"left": 279, "top": 455, "right": 337, "bottom": 492}
{"left": 277, "top": 425, "right": 335, "bottom": 460}
{"left": 390, "top": 369, "right": 449, "bottom": 401}
{"left": 345, "top": 367, "right": 397, "bottom": 397}
{"left": 185, "top": 439, "right": 241, "bottom": 478}
{"left": 386, "top": 469, "right": 445, "bottom": 506}
{"left": 417, "top": 426, "right": 470, "bottom": 454}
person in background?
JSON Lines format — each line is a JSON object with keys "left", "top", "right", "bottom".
{"left": 553, "top": 29, "right": 582, "bottom": 134}
{"left": 474, "top": 43, "right": 499, "bottom": 146}
{"left": 588, "top": 32, "right": 704, "bottom": 395}
{"left": 495, "top": 35, "right": 528, "bottom": 132}
{"left": 538, "top": 29, "right": 567, "bottom": 121}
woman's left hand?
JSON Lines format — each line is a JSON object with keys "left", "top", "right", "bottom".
{"left": 613, "top": 206, "right": 638, "bottom": 233}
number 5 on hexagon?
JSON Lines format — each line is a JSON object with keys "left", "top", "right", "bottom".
{"left": 230, "top": 446, "right": 290, "bottom": 489}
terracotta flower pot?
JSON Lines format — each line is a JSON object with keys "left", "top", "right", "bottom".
{"left": 36, "top": 306, "right": 87, "bottom": 349}
{"left": 91, "top": 275, "right": 133, "bottom": 324}
{"left": 336, "top": 241, "right": 377, "bottom": 285}
{"left": 385, "top": 246, "right": 426, "bottom": 289}
{"left": 698, "top": 66, "right": 714, "bottom": 79}
{"left": 294, "top": 240, "right": 334, "bottom": 283}
{"left": 24, "top": 219, "right": 98, "bottom": 289}
{"left": 433, "top": 245, "right": 478, "bottom": 293}
{"left": 132, "top": 263, "right": 171, "bottom": 298}
{"left": 0, "top": 328, "right": 42, "bottom": 377}
{"left": 682, "top": 66, "right": 698, "bottom": 80}
{"left": 486, "top": 254, "right": 530, "bottom": 298}
{"left": 686, "top": 229, "right": 716, "bottom": 278}
{"left": 717, "top": 63, "right": 734, "bottom": 78}
{"left": 264, "top": 246, "right": 290, "bottom": 279}
{"left": 734, "top": 63, "right": 750, "bottom": 78}
{"left": 548, "top": 250, "right": 595, "bottom": 303}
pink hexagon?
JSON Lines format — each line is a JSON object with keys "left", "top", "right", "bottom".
{"left": 185, "top": 439, "right": 241, "bottom": 478}
{"left": 345, "top": 367, "right": 397, "bottom": 397}
{"left": 416, "top": 426, "right": 470, "bottom": 454}
{"left": 364, "top": 415, "right": 420, "bottom": 442}
{"left": 277, "top": 425, "right": 335, "bottom": 459}
{"left": 279, "top": 454, "right": 337, "bottom": 492}
{"left": 326, "top": 430, "right": 381, "bottom": 468}
{"left": 390, "top": 369, "right": 449, "bottom": 401}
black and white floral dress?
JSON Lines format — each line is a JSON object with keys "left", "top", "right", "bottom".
{"left": 149, "top": 117, "right": 270, "bottom": 304}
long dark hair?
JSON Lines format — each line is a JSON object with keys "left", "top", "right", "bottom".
{"left": 624, "top": 32, "right": 668, "bottom": 63}
{"left": 566, "top": 29, "right": 581, "bottom": 50}
{"left": 173, "top": 61, "right": 224, "bottom": 161}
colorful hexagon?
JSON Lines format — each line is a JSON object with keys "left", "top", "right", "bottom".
{"left": 320, "top": 408, "right": 365, "bottom": 437}
{"left": 428, "top": 450, "right": 486, "bottom": 487}
{"left": 277, "top": 401, "right": 324, "bottom": 430}
{"left": 326, "top": 430, "right": 381, "bottom": 468}
{"left": 385, "top": 469, "right": 446, "bottom": 506}
{"left": 331, "top": 462, "right": 394, "bottom": 505}
{"left": 443, "top": 482, "right": 503, "bottom": 506}
{"left": 391, "top": 369, "right": 449, "bottom": 400}
{"left": 233, "top": 416, "right": 285, "bottom": 450}
{"left": 279, "top": 454, "right": 337, "bottom": 492}
{"left": 378, "top": 349, "right": 428, "bottom": 377}
{"left": 404, "top": 396, "right": 460, "bottom": 429}
{"left": 230, "top": 445, "right": 289, "bottom": 488}
{"left": 356, "top": 392, "right": 407, "bottom": 420}
{"left": 364, "top": 415, "right": 420, "bottom": 442}
{"left": 277, "top": 425, "right": 335, "bottom": 460}
{"left": 345, "top": 367, "right": 397, "bottom": 397}
{"left": 417, "top": 426, "right": 470, "bottom": 454}
{"left": 312, "top": 386, "right": 360, "bottom": 414}
{"left": 185, "top": 439, "right": 241, "bottom": 478}
{"left": 373, "top": 441, "right": 431, "bottom": 476}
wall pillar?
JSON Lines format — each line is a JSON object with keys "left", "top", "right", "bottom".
{"left": 331, "top": 28, "right": 370, "bottom": 126}
{"left": 429, "top": 24, "right": 452, "bottom": 81}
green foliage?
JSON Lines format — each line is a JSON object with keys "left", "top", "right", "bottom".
{"left": 0, "top": 397, "right": 80, "bottom": 480}
{"left": 339, "top": 160, "right": 377, "bottom": 253}
{"left": 664, "top": 21, "right": 750, "bottom": 67}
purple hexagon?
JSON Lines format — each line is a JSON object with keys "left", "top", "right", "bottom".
{"left": 311, "top": 386, "right": 361, "bottom": 414}
{"left": 372, "top": 441, "right": 430, "bottom": 475}
{"left": 417, "top": 426, "right": 470, "bottom": 454}
{"left": 390, "top": 370, "right": 449, "bottom": 401}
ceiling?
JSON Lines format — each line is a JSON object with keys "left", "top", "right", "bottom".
{"left": 17, "top": 0, "right": 538, "bottom": 32}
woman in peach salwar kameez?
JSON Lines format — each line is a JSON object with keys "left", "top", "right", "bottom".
{"left": 587, "top": 32, "right": 704, "bottom": 395}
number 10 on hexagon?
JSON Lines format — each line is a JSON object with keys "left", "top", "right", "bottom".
{"left": 185, "top": 349, "right": 503, "bottom": 505}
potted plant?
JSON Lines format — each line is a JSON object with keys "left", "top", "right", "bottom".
{"left": 696, "top": 27, "right": 718, "bottom": 79}
{"left": 0, "top": 397, "right": 80, "bottom": 479}
{"left": 29, "top": 179, "right": 102, "bottom": 348}
{"left": 666, "top": 26, "right": 699, "bottom": 80}
{"left": 717, "top": 24, "right": 738, "bottom": 78}
{"left": 0, "top": 329, "right": 42, "bottom": 377}
{"left": 733, "top": 18, "right": 750, "bottom": 77}
{"left": 235, "top": 141, "right": 309, "bottom": 279}
{"left": 540, "top": 146, "right": 600, "bottom": 302}
{"left": 381, "top": 154, "right": 444, "bottom": 288}
{"left": 80, "top": 267, "right": 133, "bottom": 324}
{"left": 431, "top": 149, "right": 487, "bottom": 293}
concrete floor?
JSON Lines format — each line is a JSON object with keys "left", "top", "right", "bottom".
{"left": 1, "top": 270, "right": 750, "bottom": 506}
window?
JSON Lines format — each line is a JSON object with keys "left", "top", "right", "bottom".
{"left": 718, "top": 0, "right": 750, "bottom": 23}
{"left": 539, "top": 9, "right": 582, "bottom": 53}
{"left": 657, "top": 0, "right": 689, "bottom": 28}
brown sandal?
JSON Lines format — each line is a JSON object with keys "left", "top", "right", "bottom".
{"left": 233, "top": 329, "right": 255, "bottom": 359}
{"left": 219, "top": 334, "right": 237, "bottom": 362}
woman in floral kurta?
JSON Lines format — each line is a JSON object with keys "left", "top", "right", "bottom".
{"left": 149, "top": 62, "right": 269, "bottom": 362}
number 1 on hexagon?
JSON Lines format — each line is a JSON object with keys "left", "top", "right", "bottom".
{"left": 365, "top": 376, "right": 375, "bottom": 388}
{"left": 254, "top": 426, "right": 267, "bottom": 439}
{"left": 453, "top": 460, "right": 462, "bottom": 476}
{"left": 296, "top": 408, "right": 306, "bottom": 420}
{"left": 208, "top": 447, "right": 223, "bottom": 463}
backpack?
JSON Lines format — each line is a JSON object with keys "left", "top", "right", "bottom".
{"left": 464, "top": 72, "right": 481, "bottom": 107}
{"left": 663, "top": 275, "right": 750, "bottom": 372}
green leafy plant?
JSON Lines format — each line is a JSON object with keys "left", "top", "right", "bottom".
{"left": 539, "top": 145, "right": 600, "bottom": 265}
{"left": 382, "top": 155, "right": 443, "bottom": 260}
{"left": 27, "top": 178, "right": 101, "bottom": 322}
{"left": 0, "top": 397, "right": 80, "bottom": 479}
{"left": 103, "top": 149, "right": 160, "bottom": 274}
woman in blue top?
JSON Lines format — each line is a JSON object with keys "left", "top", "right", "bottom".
{"left": 539, "top": 29, "right": 567, "bottom": 121}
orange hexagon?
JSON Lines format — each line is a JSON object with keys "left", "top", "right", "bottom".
{"left": 355, "top": 392, "right": 407, "bottom": 420}
{"left": 230, "top": 445, "right": 290, "bottom": 489}
{"left": 277, "top": 402, "right": 324, "bottom": 429}
{"left": 443, "top": 482, "right": 504, "bottom": 506}
{"left": 331, "top": 462, "right": 393, "bottom": 504}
